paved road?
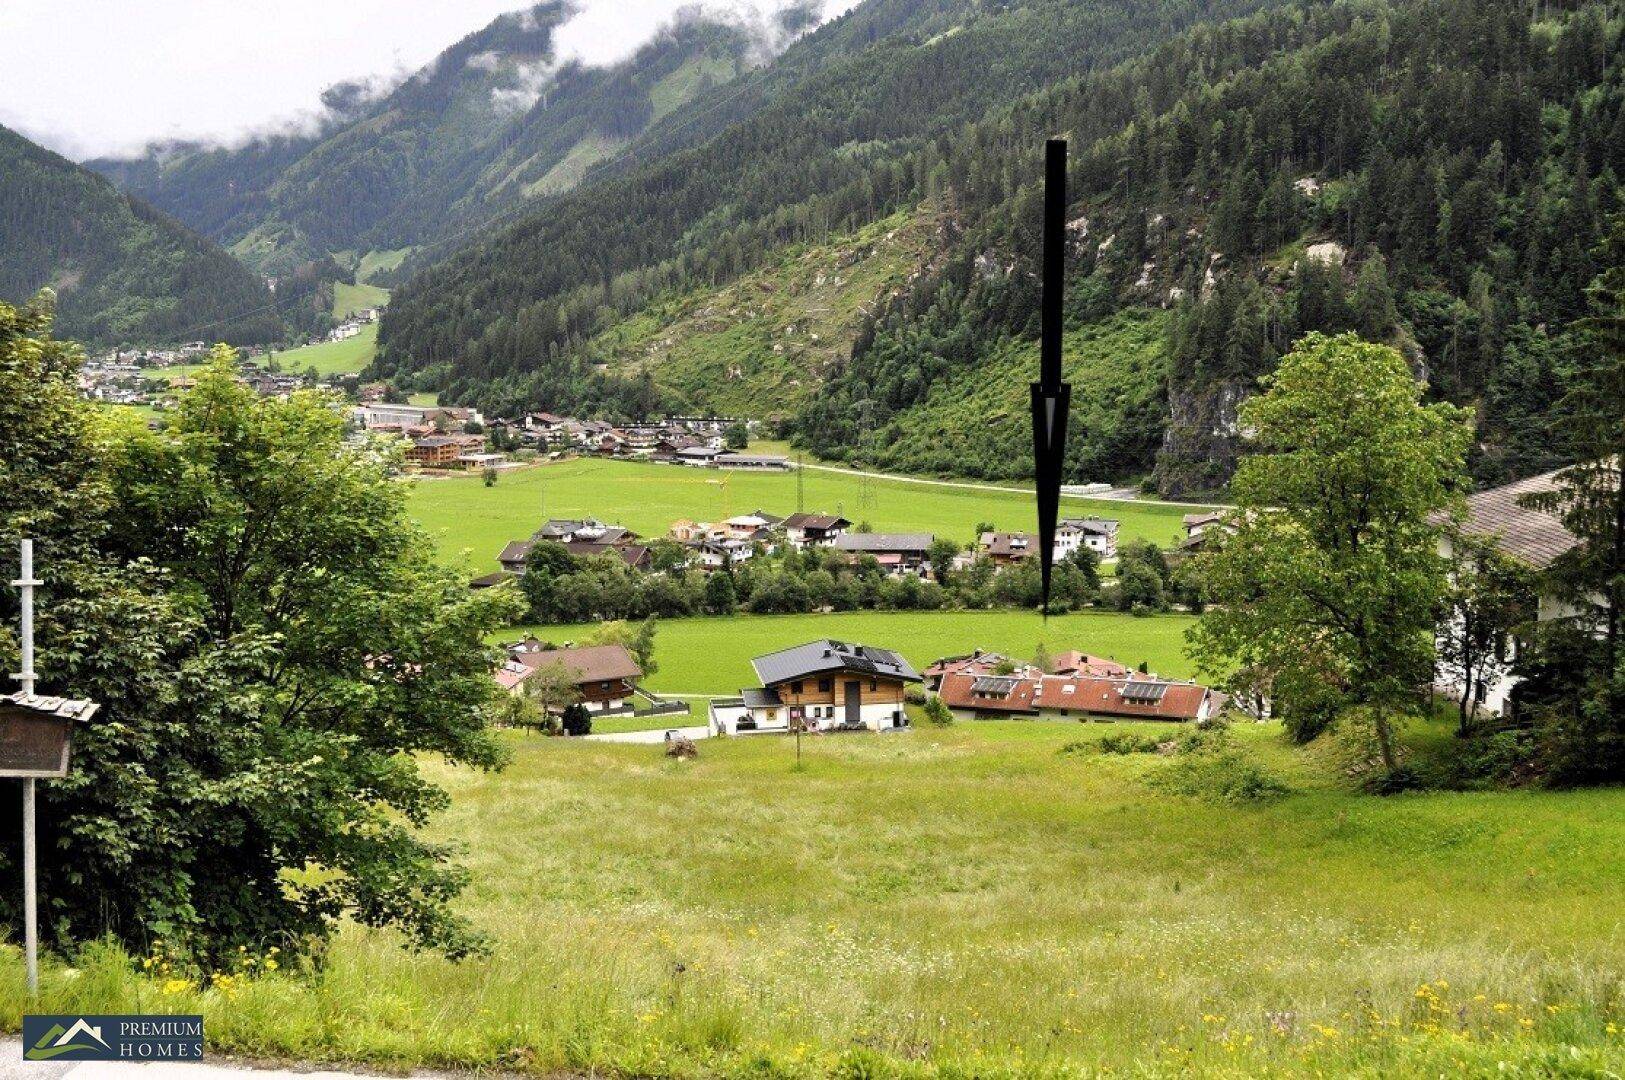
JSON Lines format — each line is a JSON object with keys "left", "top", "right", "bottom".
{"left": 795, "top": 461, "right": 1231, "bottom": 510}
{"left": 583, "top": 724, "right": 710, "bottom": 744}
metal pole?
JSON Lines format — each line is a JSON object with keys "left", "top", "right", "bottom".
{"left": 23, "top": 778, "right": 36, "bottom": 997}
{"left": 16, "top": 539, "right": 36, "bottom": 696}
{"left": 13, "top": 539, "right": 42, "bottom": 997}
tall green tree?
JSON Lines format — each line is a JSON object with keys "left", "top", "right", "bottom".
{"left": 1518, "top": 217, "right": 1625, "bottom": 782}
{"left": 1190, "top": 333, "right": 1471, "bottom": 771}
{"left": 2, "top": 329, "right": 518, "bottom": 963}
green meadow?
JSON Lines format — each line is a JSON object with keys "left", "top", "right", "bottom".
{"left": 407, "top": 457, "right": 1200, "bottom": 571}
{"left": 259, "top": 322, "right": 377, "bottom": 376}
{"left": 331, "top": 280, "right": 389, "bottom": 320}
{"left": 12, "top": 720, "right": 1620, "bottom": 1076}
{"left": 515, "top": 608, "right": 1199, "bottom": 694}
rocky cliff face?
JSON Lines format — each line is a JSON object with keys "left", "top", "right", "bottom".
{"left": 1153, "top": 379, "right": 1253, "bottom": 498}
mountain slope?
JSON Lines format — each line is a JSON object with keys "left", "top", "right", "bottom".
{"left": 0, "top": 124, "right": 281, "bottom": 347}
{"left": 90, "top": 3, "right": 763, "bottom": 277}
{"left": 383, "top": 0, "right": 1622, "bottom": 497}
{"left": 375, "top": 0, "right": 1297, "bottom": 393}
{"left": 799, "top": 0, "right": 1625, "bottom": 492}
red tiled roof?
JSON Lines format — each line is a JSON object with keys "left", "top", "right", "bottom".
{"left": 1051, "top": 651, "right": 1129, "bottom": 677}
{"left": 936, "top": 671, "right": 1039, "bottom": 713}
{"left": 937, "top": 671, "right": 1213, "bottom": 721}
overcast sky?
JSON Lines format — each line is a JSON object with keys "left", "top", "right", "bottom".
{"left": 0, "top": 0, "right": 853, "bottom": 161}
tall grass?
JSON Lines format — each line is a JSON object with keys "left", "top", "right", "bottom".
{"left": 3, "top": 721, "right": 1620, "bottom": 1076}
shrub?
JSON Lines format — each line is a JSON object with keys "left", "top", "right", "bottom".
{"left": 1149, "top": 728, "right": 1290, "bottom": 803}
{"left": 561, "top": 703, "right": 593, "bottom": 737}
{"left": 921, "top": 696, "right": 953, "bottom": 727}
{"left": 1097, "top": 732, "right": 1163, "bottom": 754}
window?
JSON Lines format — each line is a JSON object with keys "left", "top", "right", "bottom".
{"left": 790, "top": 680, "right": 803, "bottom": 694}
{"left": 870, "top": 678, "right": 879, "bottom": 691}
{"left": 817, "top": 678, "right": 832, "bottom": 692}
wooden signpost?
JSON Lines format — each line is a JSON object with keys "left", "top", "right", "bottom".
{"left": 4, "top": 540, "right": 98, "bottom": 996}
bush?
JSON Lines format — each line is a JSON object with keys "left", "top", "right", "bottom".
{"left": 921, "top": 696, "right": 954, "bottom": 727}
{"left": 1097, "top": 732, "right": 1163, "bottom": 754}
{"left": 561, "top": 703, "right": 593, "bottom": 737}
{"left": 1149, "top": 728, "right": 1290, "bottom": 803}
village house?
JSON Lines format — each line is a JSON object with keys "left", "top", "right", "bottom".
{"left": 1055, "top": 517, "right": 1120, "bottom": 560}
{"left": 497, "top": 519, "right": 643, "bottom": 573}
{"left": 675, "top": 446, "right": 724, "bottom": 467}
{"left": 922, "top": 649, "right": 1130, "bottom": 691}
{"left": 936, "top": 668, "right": 1220, "bottom": 723}
{"left": 1433, "top": 467, "right": 1586, "bottom": 717}
{"left": 977, "top": 531, "right": 1041, "bottom": 567}
{"left": 710, "top": 639, "right": 922, "bottom": 735}
{"left": 782, "top": 512, "right": 852, "bottom": 549}
{"left": 494, "top": 641, "right": 646, "bottom": 716}
{"left": 406, "top": 434, "right": 482, "bottom": 468}
{"left": 834, "top": 532, "right": 935, "bottom": 576}
{"left": 687, "top": 537, "right": 755, "bottom": 570}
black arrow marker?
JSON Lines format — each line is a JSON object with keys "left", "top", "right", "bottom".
{"left": 1032, "top": 137, "right": 1072, "bottom": 617}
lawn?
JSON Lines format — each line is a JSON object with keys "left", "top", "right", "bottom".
{"left": 511, "top": 609, "right": 1200, "bottom": 694}
{"left": 15, "top": 721, "right": 1621, "bottom": 1076}
{"left": 260, "top": 323, "right": 377, "bottom": 376}
{"left": 332, "top": 281, "right": 389, "bottom": 320}
{"left": 408, "top": 456, "right": 1199, "bottom": 571}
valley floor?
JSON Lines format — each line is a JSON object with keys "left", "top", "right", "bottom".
{"left": 5, "top": 720, "right": 1619, "bottom": 1077}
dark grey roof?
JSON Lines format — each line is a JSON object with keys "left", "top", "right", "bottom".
{"left": 740, "top": 688, "right": 784, "bottom": 708}
{"left": 1454, "top": 468, "right": 1580, "bottom": 569}
{"left": 834, "top": 532, "right": 934, "bottom": 554}
{"left": 1060, "top": 517, "right": 1119, "bottom": 535}
{"left": 0, "top": 692, "right": 100, "bottom": 722}
{"left": 751, "top": 640, "right": 922, "bottom": 686}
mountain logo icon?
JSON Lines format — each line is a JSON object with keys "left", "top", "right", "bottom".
{"left": 25, "top": 1017, "right": 110, "bottom": 1060}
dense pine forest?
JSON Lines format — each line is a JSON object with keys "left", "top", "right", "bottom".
{"left": 0, "top": 124, "right": 283, "bottom": 347}
{"left": 373, "top": 0, "right": 1621, "bottom": 493}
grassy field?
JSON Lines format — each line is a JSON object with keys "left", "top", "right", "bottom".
{"left": 260, "top": 323, "right": 377, "bottom": 376}
{"left": 332, "top": 281, "right": 389, "bottom": 320}
{"left": 514, "top": 609, "right": 1199, "bottom": 694}
{"left": 408, "top": 457, "right": 1198, "bottom": 571}
{"left": 12, "top": 720, "right": 1620, "bottom": 1076}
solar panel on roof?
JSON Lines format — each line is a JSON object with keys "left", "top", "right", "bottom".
{"left": 1120, "top": 681, "right": 1170, "bottom": 703}
{"left": 845, "top": 655, "right": 879, "bottom": 674}
{"left": 971, "top": 676, "right": 1020, "bottom": 695}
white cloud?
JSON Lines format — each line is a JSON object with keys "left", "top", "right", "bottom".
{"left": 0, "top": 0, "right": 861, "bottom": 160}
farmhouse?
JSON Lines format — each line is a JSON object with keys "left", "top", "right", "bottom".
{"left": 834, "top": 532, "right": 935, "bottom": 576}
{"left": 978, "top": 531, "right": 1041, "bottom": 566}
{"left": 1055, "top": 517, "right": 1119, "bottom": 560}
{"left": 494, "top": 642, "right": 646, "bottom": 716}
{"left": 712, "top": 639, "right": 922, "bottom": 735}
{"left": 783, "top": 512, "right": 851, "bottom": 549}
{"left": 687, "top": 538, "right": 754, "bottom": 570}
{"left": 1433, "top": 467, "right": 1585, "bottom": 716}
{"left": 937, "top": 669, "right": 1220, "bottom": 723}
{"left": 497, "top": 519, "right": 642, "bottom": 573}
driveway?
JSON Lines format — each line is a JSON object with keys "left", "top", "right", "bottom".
{"left": 582, "top": 724, "right": 710, "bottom": 744}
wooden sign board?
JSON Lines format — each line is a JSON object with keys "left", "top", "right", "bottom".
{"left": 0, "top": 699, "right": 86, "bottom": 778}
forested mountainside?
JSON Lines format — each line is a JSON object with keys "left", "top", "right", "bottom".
{"left": 807, "top": 0, "right": 1625, "bottom": 491}
{"left": 90, "top": 3, "right": 766, "bottom": 278}
{"left": 373, "top": 0, "right": 1300, "bottom": 406}
{"left": 381, "top": 0, "right": 1623, "bottom": 494}
{"left": 0, "top": 124, "right": 281, "bottom": 347}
